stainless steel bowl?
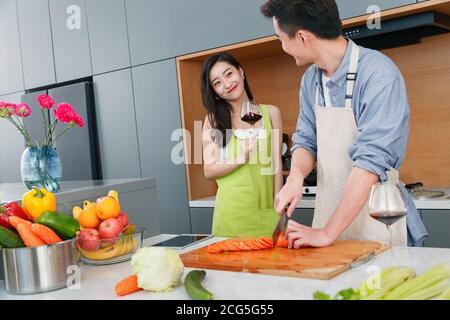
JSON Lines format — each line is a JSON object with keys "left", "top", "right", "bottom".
{"left": 2, "top": 239, "right": 80, "bottom": 295}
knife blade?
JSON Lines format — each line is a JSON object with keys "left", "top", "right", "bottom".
{"left": 272, "top": 210, "right": 289, "bottom": 247}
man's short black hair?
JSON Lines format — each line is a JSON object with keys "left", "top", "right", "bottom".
{"left": 261, "top": 0, "right": 342, "bottom": 39}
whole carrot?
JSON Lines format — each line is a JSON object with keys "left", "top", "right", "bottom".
{"left": 31, "top": 223, "right": 62, "bottom": 244}
{"left": 16, "top": 222, "right": 45, "bottom": 247}
{"left": 115, "top": 274, "right": 142, "bottom": 296}
{"left": 8, "top": 215, "right": 32, "bottom": 229}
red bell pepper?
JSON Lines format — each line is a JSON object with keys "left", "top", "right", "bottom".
{"left": 0, "top": 201, "right": 31, "bottom": 221}
{"left": 0, "top": 213, "right": 13, "bottom": 229}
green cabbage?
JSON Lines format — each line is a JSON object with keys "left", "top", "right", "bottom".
{"left": 131, "top": 247, "right": 184, "bottom": 292}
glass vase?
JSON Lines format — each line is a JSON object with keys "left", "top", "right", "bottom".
{"left": 20, "top": 146, "right": 62, "bottom": 193}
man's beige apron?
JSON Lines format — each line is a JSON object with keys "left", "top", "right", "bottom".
{"left": 312, "top": 43, "right": 407, "bottom": 246}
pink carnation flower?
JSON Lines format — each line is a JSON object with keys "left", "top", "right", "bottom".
{"left": 0, "top": 102, "right": 17, "bottom": 116}
{"left": 37, "top": 94, "right": 55, "bottom": 110}
{"left": 54, "top": 103, "right": 76, "bottom": 123}
{"left": 73, "top": 113, "right": 84, "bottom": 128}
{"left": 14, "top": 103, "right": 31, "bottom": 117}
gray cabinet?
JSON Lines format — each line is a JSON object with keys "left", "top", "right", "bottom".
{"left": 125, "top": 0, "right": 174, "bottom": 66}
{"left": 336, "top": 0, "right": 415, "bottom": 19}
{"left": 86, "top": 0, "right": 130, "bottom": 75}
{"left": 132, "top": 59, "right": 190, "bottom": 234}
{"left": 0, "top": 0, "right": 24, "bottom": 95}
{"left": 189, "top": 207, "right": 315, "bottom": 235}
{"left": 422, "top": 210, "right": 450, "bottom": 248}
{"left": 17, "top": 0, "right": 56, "bottom": 89}
{"left": 0, "top": 92, "right": 26, "bottom": 183}
{"left": 93, "top": 69, "right": 141, "bottom": 179}
{"left": 170, "top": 0, "right": 274, "bottom": 56}
{"left": 190, "top": 207, "right": 213, "bottom": 234}
{"left": 291, "top": 209, "right": 314, "bottom": 227}
{"left": 49, "top": 0, "right": 92, "bottom": 82}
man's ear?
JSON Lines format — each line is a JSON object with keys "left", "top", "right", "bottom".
{"left": 297, "top": 30, "right": 307, "bottom": 43}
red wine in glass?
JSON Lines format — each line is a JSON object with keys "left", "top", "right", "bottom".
{"left": 241, "top": 112, "right": 262, "bottom": 126}
{"left": 369, "top": 211, "right": 407, "bottom": 226}
{"left": 241, "top": 101, "right": 262, "bottom": 128}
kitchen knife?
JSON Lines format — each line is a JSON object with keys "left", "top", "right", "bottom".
{"left": 272, "top": 210, "right": 289, "bottom": 247}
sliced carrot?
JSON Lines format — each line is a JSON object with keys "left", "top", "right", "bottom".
{"left": 16, "top": 223, "right": 45, "bottom": 248}
{"left": 8, "top": 215, "right": 31, "bottom": 229}
{"left": 207, "top": 234, "right": 290, "bottom": 254}
{"left": 31, "top": 223, "right": 62, "bottom": 244}
{"left": 275, "top": 232, "right": 288, "bottom": 248}
{"left": 115, "top": 274, "right": 142, "bottom": 296}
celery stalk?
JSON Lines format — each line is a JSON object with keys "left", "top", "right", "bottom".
{"left": 383, "top": 264, "right": 450, "bottom": 300}
{"left": 435, "top": 288, "right": 450, "bottom": 300}
{"left": 359, "top": 266, "right": 415, "bottom": 300}
{"left": 404, "top": 279, "right": 450, "bottom": 300}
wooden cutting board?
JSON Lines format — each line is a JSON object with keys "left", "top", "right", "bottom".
{"left": 181, "top": 240, "right": 388, "bottom": 280}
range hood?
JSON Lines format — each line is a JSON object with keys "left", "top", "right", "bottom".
{"left": 343, "top": 11, "right": 450, "bottom": 50}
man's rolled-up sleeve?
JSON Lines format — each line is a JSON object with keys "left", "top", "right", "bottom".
{"left": 291, "top": 74, "right": 317, "bottom": 158}
{"left": 350, "top": 74, "right": 410, "bottom": 182}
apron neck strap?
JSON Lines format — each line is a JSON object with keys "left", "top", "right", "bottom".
{"left": 345, "top": 44, "right": 360, "bottom": 109}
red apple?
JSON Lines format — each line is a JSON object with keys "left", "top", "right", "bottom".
{"left": 98, "top": 218, "right": 123, "bottom": 242}
{"left": 116, "top": 212, "right": 129, "bottom": 228}
{"left": 77, "top": 229, "right": 101, "bottom": 251}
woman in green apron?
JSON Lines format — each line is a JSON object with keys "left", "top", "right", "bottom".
{"left": 200, "top": 52, "right": 283, "bottom": 237}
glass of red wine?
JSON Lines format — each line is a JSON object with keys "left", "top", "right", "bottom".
{"left": 368, "top": 182, "right": 407, "bottom": 249}
{"left": 241, "top": 100, "right": 262, "bottom": 133}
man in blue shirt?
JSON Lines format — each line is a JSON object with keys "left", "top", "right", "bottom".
{"left": 260, "top": 0, "right": 427, "bottom": 248}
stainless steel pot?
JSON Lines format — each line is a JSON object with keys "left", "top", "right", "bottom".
{"left": 2, "top": 239, "right": 80, "bottom": 295}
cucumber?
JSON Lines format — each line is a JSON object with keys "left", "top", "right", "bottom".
{"left": 0, "top": 225, "right": 25, "bottom": 248}
{"left": 184, "top": 270, "right": 214, "bottom": 300}
{"left": 36, "top": 211, "right": 80, "bottom": 240}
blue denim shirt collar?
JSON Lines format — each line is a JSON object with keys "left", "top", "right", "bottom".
{"left": 315, "top": 38, "right": 355, "bottom": 90}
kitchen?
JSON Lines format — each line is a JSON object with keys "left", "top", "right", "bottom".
{"left": 0, "top": 0, "right": 450, "bottom": 302}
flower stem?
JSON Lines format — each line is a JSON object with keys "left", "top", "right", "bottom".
{"left": 51, "top": 123, "right": 74, "bottom": 144}
{"left": 41, "top": 109, "right": 48, "bottom": 145}
{"left": 8, "top": 117, "right": 32, "bottom": 146}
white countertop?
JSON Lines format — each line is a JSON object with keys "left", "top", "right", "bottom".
{"left": 1, "top": 234, "right": 450, "bottom": 300}
{"left": 0, "top": 178, "right": 156, "bottom": 203}
{"left": 190, "top": 187, "right": 450, "bottom": 210}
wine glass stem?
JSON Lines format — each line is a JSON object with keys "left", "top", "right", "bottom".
{"left": 387, "top": 224, "right": 394, "bottom": 258}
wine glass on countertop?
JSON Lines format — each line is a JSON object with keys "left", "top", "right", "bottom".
{"left": 368, "top": 181, "right": 407, "bottom": 250}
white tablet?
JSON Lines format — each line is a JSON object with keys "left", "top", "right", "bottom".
{"left": 151, "top": 234, "right": 213, "bottom": 250}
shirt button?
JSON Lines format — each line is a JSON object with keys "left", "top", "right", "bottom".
{"left": 326, "top": 83, "right": 332, "bottom": 88}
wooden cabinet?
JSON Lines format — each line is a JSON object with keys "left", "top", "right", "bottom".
{"left": 86, "top": 0, "right": 130, "bottom": 74}
{"left": 17, "top": 0, "right": 56, "bottom": 89}
{"left": 49, "top": 0, "right": 92, "bottom": 82}
{"left": 0, "top": 0, "right": 24, "bottom": 95}
{"left": 422, "top": 210, "right": 450, "bottom": 248}
{"left": 132, "top": 59, "right": 191, "bottom": 234}
{"left": 177, "top": 1, "right": 450, "bottom": 202}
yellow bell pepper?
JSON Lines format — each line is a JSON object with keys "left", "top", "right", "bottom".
{"left": 22, "top": 188, "right": 57, "bottom": 222}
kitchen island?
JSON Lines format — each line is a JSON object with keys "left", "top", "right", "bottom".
{"left": 1, "top": 234, "right": 449, "bottom": 300}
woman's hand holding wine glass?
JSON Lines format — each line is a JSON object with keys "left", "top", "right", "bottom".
{"left": 240, "top": 133, "right": 258, "bottom": 163}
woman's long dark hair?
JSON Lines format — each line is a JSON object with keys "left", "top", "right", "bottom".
{"left": 200, "top": 52, "right": 254, "bottom": 147}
